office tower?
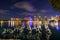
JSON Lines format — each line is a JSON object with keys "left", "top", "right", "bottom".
{"left": 33, "top": 16, "right": 37, "bottom": 27}
{"left": 0, "top": 20, "right": 1, "bottom": 27}
{"left": 0, "top": 20, "right": 4, "bottom": 28}
{"left": 43, "top": 16, "right": 52, "bottom": 40}
{"left": 19, "top": 18, "right": 22, "bottom": 27}
{"left": 50, "top": 16, "right": 55, "bottom": 20}
{"left": 37, "top": 16, "right": 42, "bottom": 30}
{"left": 29, "top": 17, "right": 33, "bottom": 30}
{"left": 14, "top": 18, "right": 20, "bottom": 27}
{"left": 10, "top": 18, "right": 15, "bottom": 27}
{"left": 43, "top": 16, "right": 49, "bottom": 28}
{"left": 8, "top": 20, "right": 11, "bottom": 27}
{"left": 24, "top": 17, "right": 28, "bottom": 27}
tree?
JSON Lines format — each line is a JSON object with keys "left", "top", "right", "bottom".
{"left": 50, "top": 0, "right": 60, "bottom": 11}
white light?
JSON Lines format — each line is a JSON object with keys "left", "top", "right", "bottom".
{"left": 11, "top": 21, "right": 14, "bottom": 27}
{"left": 1, "top": 21, "right": 3, "bottom": 27}
{"left": 55, "top": 22, "right": 58, "bottom": 26}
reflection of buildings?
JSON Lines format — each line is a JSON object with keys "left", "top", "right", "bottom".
{"left": 58, "top": 16, "right": 60, "bottom": 27}
{"left": 55, "top": 16, "right": 60, "bottom": 27}
{"left": 3, "top": 20, "right": 8, "bottom": 28}
{"left": 33, "top": 16, "right": 37, "bottom": 27}
{"left": 10, "top": 18, "right": 15, "bottom": 27}
{"left": 0, "top": 20, "right": 4, "bottom": 27}
{"left": 0, "top": 15, "right": 60, "bottom": 29}
{"left": 10, "top": 18, "right": 21, "bottom": 27}
{"left": 0, "top": 18, "right": 22, "bottom": 28}
{"left": 49, "top": 16, "right": 60, "bottom": 29}
{"left": 14, "top": 18, "right": 20, "bottom": 27}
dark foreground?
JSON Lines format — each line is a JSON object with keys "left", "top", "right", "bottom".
{"left": 0, "top": 27, "right": 60, "bottom": 40}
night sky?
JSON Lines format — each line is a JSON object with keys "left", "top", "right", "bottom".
{"left": 0, "top": 0, "right": 60, "bottom": 19}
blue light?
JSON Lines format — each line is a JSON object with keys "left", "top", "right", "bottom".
{"left": 29, "top": 17, "right": 33, "bottom": 28}
{"left": 56, "top": 26, "right": 59, "bottom": 30}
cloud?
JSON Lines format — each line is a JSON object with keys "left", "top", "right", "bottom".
{"left": 39, "top": 10, "right": 48, "bottom": 13}
{"left": 39, "top": 9, "right": 55, "bottom": 13}
{"left": 16, "top": 12, "right": 29, "bottom": 15}
{"left": 14, "top": 2, "right": 36, "bottom": 12}
{"left": 16, "top": 12, "right": 34, "bottom": 16}
{"left": 0, "top": 9, "right": 9, "bottom": 14}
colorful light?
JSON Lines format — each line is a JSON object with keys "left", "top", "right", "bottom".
{"left": 55, "top": 21, "right": 59, "bottom": 30}
{"left": 11, "top": 18, "right": 15, "bottom": 27}
{"left": 0, "top": 20, "right": 4, "bottom": 27}
{"left": 14, "top": 18, "right": 20, "bottom": 27}
{"left": 56, "top": 26, "right": 59, "bottom": 30}
{"left": 8, "top": 20, "right": 10, "bottom": 27}
{"left": 29, "top": 17, "right": 33, "bottom": 28}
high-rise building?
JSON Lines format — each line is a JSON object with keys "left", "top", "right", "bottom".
{"left": 10, "top": 18, "right": 15, "bottom": 27}
{"left": 0, "top": 20, "right": 4, "bottom": 28}
{"left": 14, "top": 18, "right": 20, "bottom": 27}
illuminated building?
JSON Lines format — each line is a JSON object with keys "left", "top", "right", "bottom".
{"left": 50, "top": 15, "right": 59, "bottom": 28}
{"left": 19, "top": 18, "right": 22, "bottom": 26}
{"left": 51, "top": 16, "right": 55, "bottom": 20}
{"left": 23, "top": 17, "right": 33, "bottom": 30}
{"left": 43, "top": 16, "right": 52, "bottom": 40}
{"left": 43, "top": 16, "right": 49, "bottom": 29}
{"left": 8, "top": 20, "right": 11, "bottom": 27}
{"left": 0, "top": 20, "right": 4, "bottom": 27}
{"left": 33, "top": 16, "right": 37, "bottom": 27}
{"left": 57, "top": 16, "right": 60, "bottom": 28}
{"left": 37, "top": 16, "right": 42, "bottom": 30}
{"left": 55, "top": 21, "right": 59, "bottom": 30}
{"left": 24, "top": 17, "right": 29, "bottom": 27}
{"left": 58, "top": 20, "right": 60, "bottom": 27}
{"left": 29, "top": 17, "right": 33, "bottom": 29}
{"left": 14, "top": 18, "right": 20, "bottom": 27}
{"left": 10, "top": 18, "right": 15, "bottom": 27}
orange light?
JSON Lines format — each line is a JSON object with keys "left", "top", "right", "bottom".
{"left": 0, "top": 20, "right": 4, "bottom": 27}
{"left": 14, "top": 18, "right": 20, "bottom": 27}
